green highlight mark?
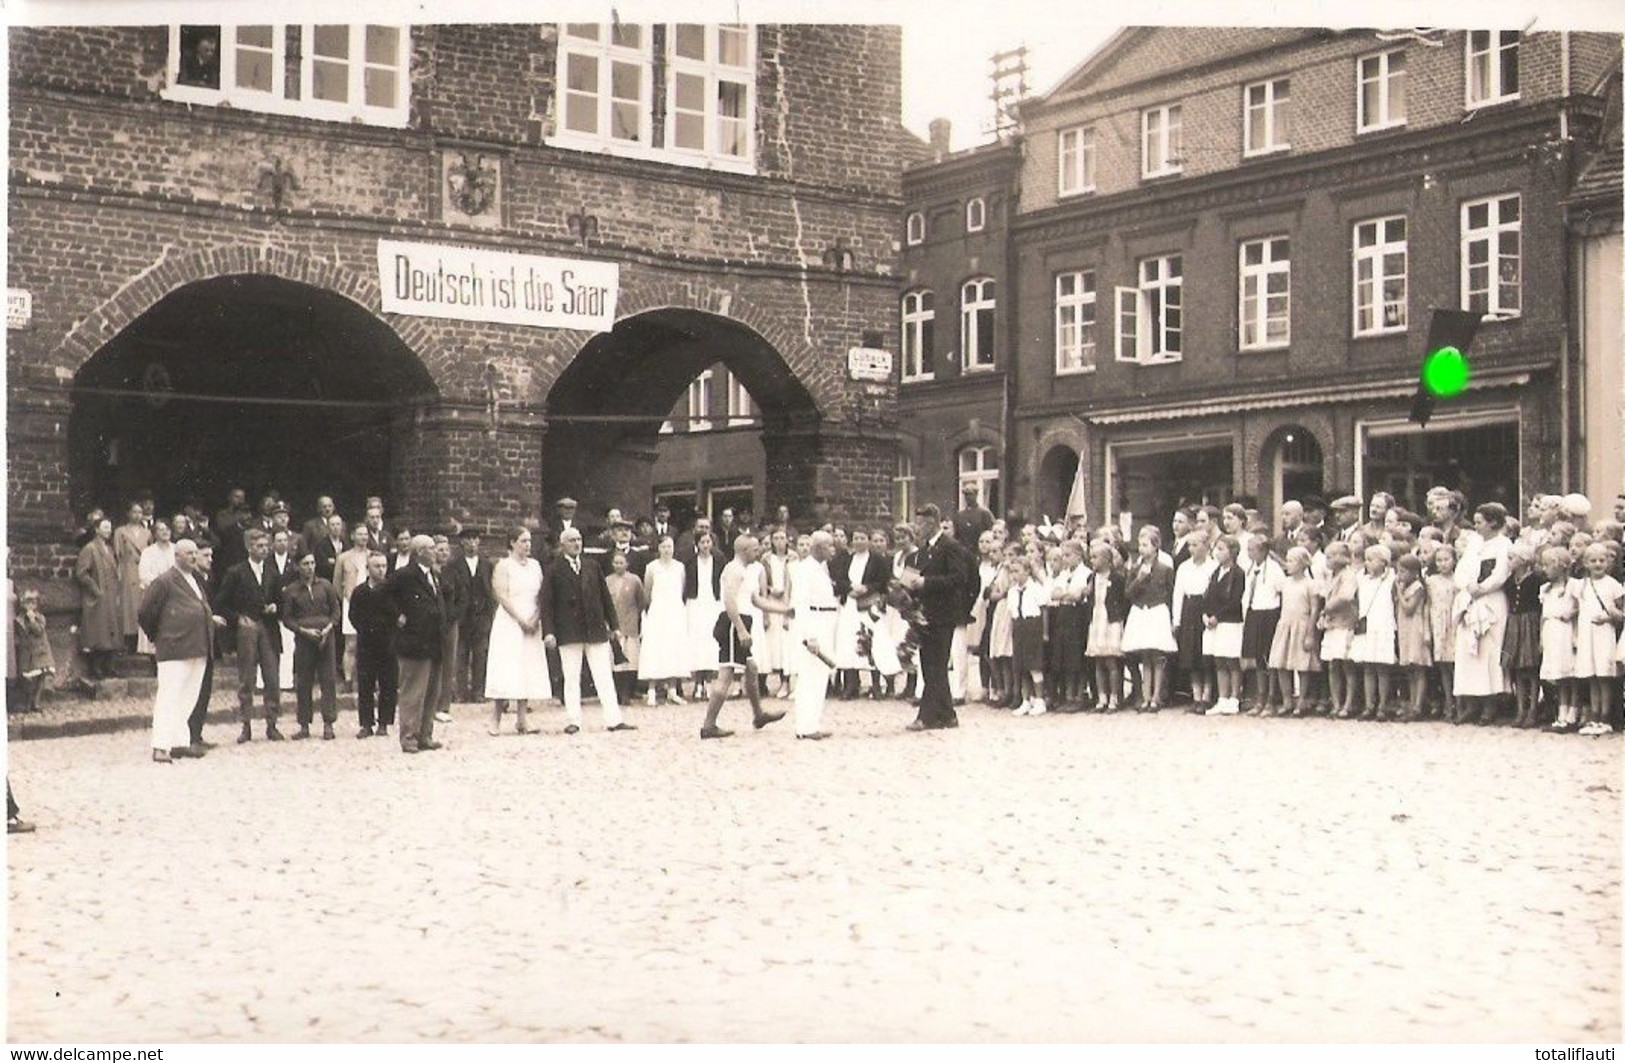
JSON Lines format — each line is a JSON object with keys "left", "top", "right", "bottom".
{"left": 1422, "top": 346, "right": 1471, "bottom": 398}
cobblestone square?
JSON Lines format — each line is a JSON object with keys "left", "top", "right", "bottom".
{"left": 6, "top": 697, "right": 1622, "bottom": 1043}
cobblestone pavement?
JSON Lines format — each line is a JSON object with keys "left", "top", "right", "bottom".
{"left": 7, "top": 693, "right": 1621, "bottom": 1043}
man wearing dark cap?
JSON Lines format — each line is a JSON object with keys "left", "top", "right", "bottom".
{"left": 1329, "top": 495, "right": 1362, "bottom": 542}
{"left": 453, "top": 527, "right": 494, "bottom": 703}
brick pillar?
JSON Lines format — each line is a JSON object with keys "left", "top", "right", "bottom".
{"left": 7, "top": 372, "right": 79, "bottom": 580}
{"left": 390, "top": 401, "right": 545, "bottom": 535}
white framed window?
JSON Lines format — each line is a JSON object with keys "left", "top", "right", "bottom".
{"left": 726, "top": 373, "right": 754, "bottom": 426}
{"left": 1353, "top": 215, "right": 1408, "bottom": 336}
{"left": 957, "top": 445, "right": 999, "bottom": 513}
{"left": 906, "top": 212, "right": 925, "bottom": 246}
{"left": 1461, "top": 194, "right": 1521, "bottom": 318}
{"left": 1467, "top": 30, "right": 1520, "bottom": 107}
{"left": 901, "top": 290, "right": 935, "bottom": 382}
{"left": 687, "top": 369, "right": 714, "bottom": 431}
{"left": 1058, "top": 125, "right": 1096, "bottom": 196}
{"left": 893, "top": 452, "right": 915, "bottom": 522}
{"left": 667, "top": 24, "right": 755, "bottom": 171}
{"left": 1115, "top": 255, "right": 1183, "bottom": 364}
{"left": 1239, "top": 236, "right": 1291, "bottom": 350}
{"left": 1244, "top": 78, "right": 1290, "bottom": 156}
{"left": 1142, "top": 104, "right": 1183, "bottom": 178}
{"left": 961, "top": 278, "right": 997, "bottom": 372}
{"left": 556, "top": 23, "right": 653, "bottom": 150}
{"left": 1357, "top": 49, "right": 1407, "bottom": 132}
{"left": 966, "top": 197, "right": 986, "bottom": 233}
{"left": 1054, "top": 270, "right": 1098, "bottom": 375}
{"left": 164, "top": 25, "right": 410, "bottom": 127}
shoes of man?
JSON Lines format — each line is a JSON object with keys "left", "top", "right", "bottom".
{"left": 434, "top": 712, "right": 452, "bottom": 723}
{"left": 796, "top": 731, "right": 832, "bottom": 741}
{"left": 377, "top": 724, "right": 389, "bottom": 737}
{"left": 400, "top": 742, "right": 421, "bottom": 754}
{"left": 753, "top": 709, "right": 786, "bottom": 729}
{"left": 193, "top": 738, "right": 217, "bottom": 750}
{"left": 420, "top": 740, "right": 444, "bottom": 751}
{"left": 7, "top": 818, "right": 35, "bottom": 834}
{"left": 292, "top": 726, "right": 311, "bottom": 741}
{"left": 904, "top": 720, "right": 928, "bottom": 732}
{"left": 169, "top": 745, "right": 204, "bottom": 759}
{"left": 564, "top": 724, "right": 580, "bottom": 735}
{"left": 699, "top": 726, "right": 733, "bottom": 740}
{"left": 151, "top": 748, "right": 173, "bottom": 763}
{"left": 607, "top": 723, "right": 638, "bottom": 732}
{"left": 357, "top": 726, "right": 374, "bottom": 739}
{"left": 320, "top": 723, "right": 335, "bottom": 740}
{"left": 238, "top": 724, "right": 253, "bottom": 745}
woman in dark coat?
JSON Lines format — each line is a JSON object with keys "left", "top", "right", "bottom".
{"left": 75, "top": 517, "right": 120, "bottom": 678}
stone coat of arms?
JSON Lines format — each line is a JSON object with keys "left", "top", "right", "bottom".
{"left": 443, "top": 151, "right": 500, "bottom": 224}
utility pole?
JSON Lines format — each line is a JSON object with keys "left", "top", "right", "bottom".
{"left": 988, "top": 46, "right": 1029, "bottom": 142}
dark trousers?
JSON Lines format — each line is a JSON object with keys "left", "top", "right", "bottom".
{"left": 234, "top": 619, "right": 280, "bottom": 722}
{"left": 7, "top": 782, "right": 17, "bottom": 821}
{"left": 292, "top": 636, "right": 338, "bottom": 725}
{"left": 356, "top": 634, "right": 398, "bottom": 729}
{"left": 397, "top": 656, "right": 440, "bottom": 749}
{"left": 332, "top": 630, "right": 346, "bottom": 683}
{"left": 188, "top": 655, "right": 214, "bottom": 744}
{"left": 456, "top": 614, "right": 490, "bottom": 701}
{"left": 916, "top": 623, "right": 958, "bottom": 728}
{"left": 434, "top": 620, "right": 461, "bottom": 714}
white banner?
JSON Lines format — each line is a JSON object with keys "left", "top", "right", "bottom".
{"left": 376, "top": 239, "right": 618, "bottom": 331}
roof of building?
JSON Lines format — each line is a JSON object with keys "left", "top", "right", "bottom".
{"left": 1567, "top": 58, "right": 1622, "bottom": 210}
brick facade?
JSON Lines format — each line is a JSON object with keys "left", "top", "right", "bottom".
{"left": 7, "top": 23, "right": 911, "bottom": 583}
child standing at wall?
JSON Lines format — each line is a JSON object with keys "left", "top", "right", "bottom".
{"left": 1501, "top": 543, "right": 1546, "bottom": 728}
{"left": 1426, "top": 545, "right": 1460, "bottom": 722}
{"left": 1574, "top": 543, "right": 1624, "bottom": 736}
{"left": 1350, "top": 544, "right": 1399, "bottom": 721}
{"left": 1084, "top": 540, "right": 1127, "bottom": 712}
{"left": 1268, "top": 546, "right": 1321, "bottom": 717}
{"left": 1392, "top": 553, "right": 1433, "bottom": 722}
{"left": 1202, "top": 536, "right": 1246, "bottom": 716}
{"left": 1539, "top": 545, "right": 1580, "bottom": 734}
{"left": 1319, "top": 541, "right": 1360, "bottom": 719}
{"left": 1007, "top": 556, "right": 1051, "bottom": 717}
{"left": 12, "top": 589, "right": 55, "bottom": 713}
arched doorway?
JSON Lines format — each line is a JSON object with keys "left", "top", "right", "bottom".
{"left": 1265, "top": 425, "right": 1324, "bottom": 514}
{"left": 1037, "top": 444, "right": 1079, "bottom": 522}
{"left": 543, "top": 308, "right": 820, "bottom": 522}
{"left": 69, "top": 274, "right": 437, "bottom": 519}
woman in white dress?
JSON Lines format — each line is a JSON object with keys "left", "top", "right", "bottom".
{"left": 638, "top": 536, "right": 689, "bottom": 704}
{"left": 135, "top": 520, "right": 175, "bottom": 655}
{"left": 484, "top": 526, "right": 551, "bottom": 735}
{"left": 1453, "top": 502, "right": 1512, "bottom": 723}
{"left": 757, "top": 528, "right": 793, "bottom": 695}
{"left": 685, "top": 531, "right": 723, "bottom": 700}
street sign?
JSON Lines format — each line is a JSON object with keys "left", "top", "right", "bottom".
{"left": 7, "top": 289, "right": 32, "bottom": 330}
{"left": 847, "top": 346, "right": 893, "bottom": 382}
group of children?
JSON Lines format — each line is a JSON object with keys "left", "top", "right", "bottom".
{"left": 964, "top": 493, "right": 1625, "bottom": 734}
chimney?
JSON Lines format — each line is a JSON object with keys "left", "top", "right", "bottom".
{"left": 928, "top": 117, "right": 952, "bottom": 159}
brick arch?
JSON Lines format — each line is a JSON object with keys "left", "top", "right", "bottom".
{"left": 52, "top": 243, "right": 448, "bottom": 383}
{"left": 1248, "top": 412, "right": 1336, "bottom": 514}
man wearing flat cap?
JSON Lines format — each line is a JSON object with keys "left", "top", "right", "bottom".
{"left": 1329, "top": 495, "right": 1362, "bottom": 542}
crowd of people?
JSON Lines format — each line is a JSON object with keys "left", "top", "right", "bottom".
{"left": 19, "top": 481, "right": 1625, "bottom": 763}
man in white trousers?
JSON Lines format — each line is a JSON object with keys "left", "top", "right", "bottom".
{"left": 138, "top": 539, "right": 217, "bottom": 762}
{"left": 540, "top": 528, "right": 637, "bottom": 735}
{"left": 791, "top": 531, "right": 841, "bottom": 740}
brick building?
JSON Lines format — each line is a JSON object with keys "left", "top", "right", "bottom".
{"left": 7, "top": 22, "right": 913, "bottom": 582}
{"left": 897, "top": 27, "right": 1621, "bottom": 537}
{"left": 894, "top": 121, "right": 1021, "bottom": 520}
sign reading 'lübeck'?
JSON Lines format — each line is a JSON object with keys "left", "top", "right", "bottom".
{"left": 377, "top": 239, "right": 619, "bottom": 331}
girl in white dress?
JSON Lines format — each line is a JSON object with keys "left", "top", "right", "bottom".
{"left": 1574, "top": 543, "right": 1624, "bottom": 736}
{"left": 135, "top": 520, "right": 175, "bottom": 656}
{"left": 758, "top": 529, "right": 793, "bottom": 694}
{"left": 1348, "top": 544, "right": 1398, "bottom": 720}
{"left": 686, "top": 532, "right": 723, "bottom": 699}
{"left": 638, "top": 536, "right": 690, "bottom": 704}
{"left": 1538, "top": 546, "right": 1581, "bottom": 733}
{"left": 484, "top": 527, "right": 551, "bottom": 735}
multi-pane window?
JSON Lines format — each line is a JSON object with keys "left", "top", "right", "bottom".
{"left": 558, "top": 23, "right": 652, "bottom": 147}
{"left": 1353, "top": 216, "right": 1408, "bottom": 336}
{"left": 1115, "top": 255, "right": 1183, "bottom": 364}
{"left": 668, "top": 24, "right": 754, "bottom": 164}
{"left": 687, "top": 369, "right": 714, "bottom": 431}
{"left": 901, "top": 291, "right": 935, "bottom": 381}
{"left": 958, "top": 446, "right": 999, "bottom": 513}
{"left": 726, "top": 373, "right": 754, "bottom": 426}
{"left": 893, "top": 453, "right": 915, "bottom": 522}
{"left": 906, "top": 212, "right": 925, "bottom": 246}
{"left": 1142, "top": 104, "right": 1183, "bottom": 177}
{"left": 1058, "top": 125, "right": 1096, "bottom": 195}
{"left": 1467, "top": 30, "right": 1520, "bottom": 106}
{"left": 1461, "top": 194, "right": 1521, "bottom": 317}
{"left": 961, "top": 278, "right": 997, "bottom": 372}
{"left": 966, "top": 197, "right": 986, "bottom": 233}
{"left": 1358, "top": 49, "right": 1407, "bottom": 132}
{"left": 1239, "top": 237, "right": 1291, "bottom": 350}
{"left": 1054, "top": 270, "right": 1098, "bottom": 375}
{"left": 1244, "top": 78, "right": 1290, "bottom": 156}
{"left": 165, "top": 24, "right": 408, "bottom": 125}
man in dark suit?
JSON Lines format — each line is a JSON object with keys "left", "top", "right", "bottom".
{"left": 302, "top": 496, "right": 338, "bottom": 555}
{"left": 313, "top": 514, "right": 346, "bottom": 584}
{"left": 282, "top": 552, "right": 341, "bottom": 740}
{"left": 388, "top": 534, "right": 446, "bottom": 754}
{"left": 431, "top": 535, "right": 468, "bottom": 722}
{"left": 897, "top": 503, "right": 973, "bottom": 731}
{"left": 953, "top": 486, "right": 996, "bottom": 549}
{"left": 349, "top": 551, "right": 398, "bottom": 738}
{"left": 539, "top": 528, "right": 635, "bottom": 735}
{"left": 452, "top": 527, "right": 494, "bottom": 704}
{"left": 213, "top": 528, "right": 285, "bottom": 743}
{"left": 138, "top": 539, "right": 215, "bottom": 762}
{"left": 650, "top": 502, "right": 675, "bottom": 543}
